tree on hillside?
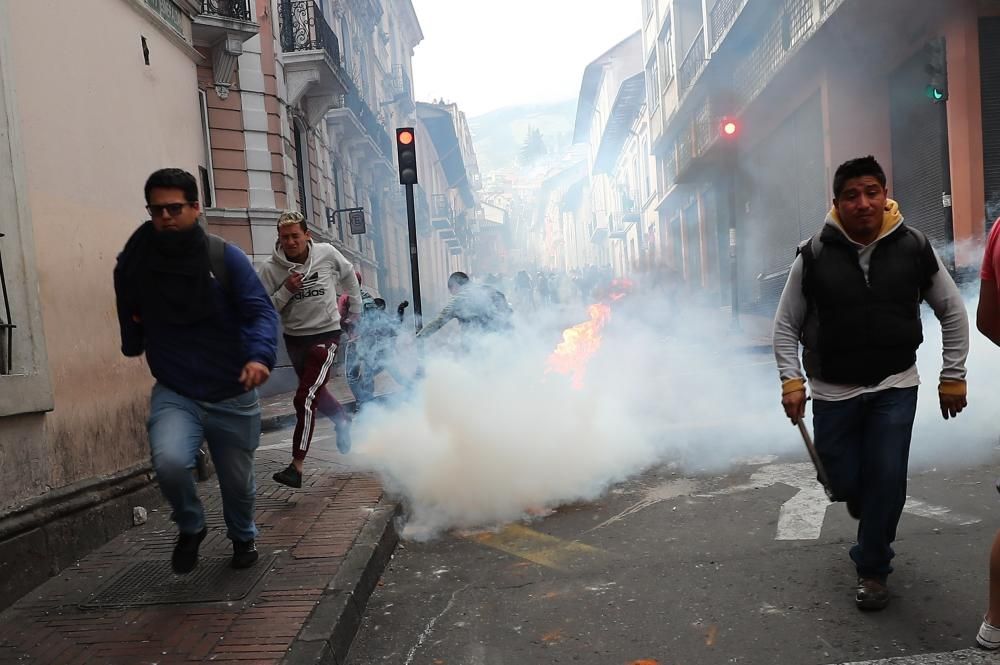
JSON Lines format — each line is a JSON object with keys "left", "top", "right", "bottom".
{"left": 518, "top": 127, "right": 547, "bottom": 165}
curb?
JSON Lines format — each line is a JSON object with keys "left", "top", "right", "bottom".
{"left": 281, "top": 499, "right": 402, "bottom": 665}
{"left": 262, "top": 410, "right": 299, "bottom": 433}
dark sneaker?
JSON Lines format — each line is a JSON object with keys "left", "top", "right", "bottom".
{"left": 856, "top": 576, "right": 889, "bottom": 611}
{"left": 846, "top": 496, "right": 862, "bottom": 520}
{"left": 335, "top": 419, "right": 352, "bottom": 454}
{"left": 172, "top": 527, "right": 207, "bottom": 575}
{"left": 273, "top": 464, "right": 302, "bottom": 489}
{"left": 231, "top": 539, "right": 259, "bottom": 569}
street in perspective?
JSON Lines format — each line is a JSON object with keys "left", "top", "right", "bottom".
{"left": 2, "top": 0, "right": 1000, "bottom": 664}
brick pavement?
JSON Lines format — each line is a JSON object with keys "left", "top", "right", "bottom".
{"left": 0, "top": 395, "right": 398, "bottom": 665}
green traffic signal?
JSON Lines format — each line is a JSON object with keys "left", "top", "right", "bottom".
{"left": 925, "top": 84, "right": 946, "bottom": 102}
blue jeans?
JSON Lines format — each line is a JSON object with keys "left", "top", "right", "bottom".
{"left": 147, "top": 383, "right": 261, "bottom": 542}
{"left": 345, "top": 340, "right": 376, "bottom": 405}
{"left": 813, "top": 386, "right": 919, "bottom": 579}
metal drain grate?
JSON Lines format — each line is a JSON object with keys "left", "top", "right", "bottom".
{"left": 80, "top": 556, "right": 274, "bottom": 608}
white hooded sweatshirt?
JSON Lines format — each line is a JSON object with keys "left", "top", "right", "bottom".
{"left": 257, "top": 240, "right": 361, "bottom": 336}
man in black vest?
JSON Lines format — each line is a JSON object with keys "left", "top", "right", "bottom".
{"left": 773, "top": 156, "right": 969, "bottom": 611}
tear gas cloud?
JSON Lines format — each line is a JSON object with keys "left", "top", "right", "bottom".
{"left": 344, "top": 276, "right": 1000, "bottom": 540}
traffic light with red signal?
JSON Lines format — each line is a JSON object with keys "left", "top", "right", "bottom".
{"left": 720, "top": 116, "right": 740, "bottom": 140}
{"left": 396, "top": 128, "right": 418, "bottom": 185}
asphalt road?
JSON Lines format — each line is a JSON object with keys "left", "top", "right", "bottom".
{"left": 346, "top": 455, "right": 1000, "bottom": 665}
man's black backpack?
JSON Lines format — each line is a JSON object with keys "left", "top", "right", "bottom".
{"left": 207, "top": 233, "right": 231, "bottom": 294}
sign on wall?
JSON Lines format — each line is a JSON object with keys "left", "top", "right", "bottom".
{"left": 145, "top": 0, "right": 183, "bottom": 33}
{"left": 349, "top": 209, "right": 366, "bottom": 235}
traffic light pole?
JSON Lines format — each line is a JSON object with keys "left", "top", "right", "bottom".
{"left": 404, "top": 183, "right": 423, "bottom": 333}
{"left": 728, "top": 151, "right": 740, "bottom": 331}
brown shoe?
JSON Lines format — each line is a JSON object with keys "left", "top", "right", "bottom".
{"left": 856, "top": 576, "right": 889, "bottom": 611}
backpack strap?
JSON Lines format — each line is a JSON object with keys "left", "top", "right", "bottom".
{"left": 902, "top": 226, "right": 939, "bottom": 293}
{"left": 206, "top": 233, "right": 231, "bottom": 294}
{"left": 796, "top": 233, "right": 823, "bottom": 300}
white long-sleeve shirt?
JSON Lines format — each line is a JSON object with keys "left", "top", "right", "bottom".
{"left": 772, "top": 216, "right": 968, "bottom": 401}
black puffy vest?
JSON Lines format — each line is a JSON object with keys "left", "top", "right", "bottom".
{"left": 799, "top": 223, "right": 938, "bottom": 386}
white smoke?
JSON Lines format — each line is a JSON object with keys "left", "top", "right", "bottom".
{"left": 910, "top": 289, "right": 1000, "bottom": 468}
{"left": 343, "top": 280, "right": 1000, "bottom": 540}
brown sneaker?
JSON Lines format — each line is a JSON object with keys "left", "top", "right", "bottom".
{"left": 856, "top": 576, "right": 889, "bottom": 611}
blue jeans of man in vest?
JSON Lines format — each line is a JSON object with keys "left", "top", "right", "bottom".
{"left": 147, "top": 383, "right": 261, "bottom": 542}
{"left": 812, "top": 386, "right": 919, "bottom": 579}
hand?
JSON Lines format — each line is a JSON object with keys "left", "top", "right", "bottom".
{"left": 781, "top": 389, "right": 808, "bottom": 425}
{"left": 284, "top": 272, "right": 304, "bottom": 294}
{"left": 397, "top": 300, "right": 409, "bottom": 313}
{"left": 239, "top": 361, "right": 270, "bottom": 391}
{"left": 939, "top": 392, "right": 967, "bottom": 420}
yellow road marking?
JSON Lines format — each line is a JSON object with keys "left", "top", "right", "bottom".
{"left": 468, "top": 524, "right": 607, "bottom": 571}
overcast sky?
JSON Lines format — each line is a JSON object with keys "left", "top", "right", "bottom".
{"left": 410, "top": 1, "right": 642, "bottom": 118}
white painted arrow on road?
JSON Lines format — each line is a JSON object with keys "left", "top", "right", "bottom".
{"left": 707, "top": 462, "right": 981, "bottom": 540}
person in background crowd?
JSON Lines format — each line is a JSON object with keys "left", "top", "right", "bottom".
{"left": 417, "top": 271, "right": 513, "bottom": 340}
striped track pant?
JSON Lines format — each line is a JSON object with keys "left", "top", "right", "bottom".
{"left": 285, "top": 332, "right": 346, "bottom": 461}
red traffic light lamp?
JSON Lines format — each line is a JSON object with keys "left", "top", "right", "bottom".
{"left": 396, "top": 128, "right": 419, "bottom": 185}
{"left": 721, "top": 117, "right": 740, "bottom": 139}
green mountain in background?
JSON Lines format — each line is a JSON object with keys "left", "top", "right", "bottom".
{"left": 469, "top": 99, "right": 578, "bottom": 175}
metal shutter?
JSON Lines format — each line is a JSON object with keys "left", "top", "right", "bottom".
{"left": 700, "top": 187, "right": 721, "bottom": 293}
{"left": 683, "top": 199, "right": 701, "bottom": 285}
{"left": 745, "top": 92, "right": 824, "bottom": 307}
{"left": 981, "top": 18, "right": 1000, "bottom": 233}
{"left": 889, "top": 43, "right": 950, "bottom": 247}
{"left": 793, "top": 93, "right": 827, "bottom": 244}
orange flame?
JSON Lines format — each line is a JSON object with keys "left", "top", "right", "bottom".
{"left": 546, "top": 302, "right": 613, "bottom": 389}
{"left": 546, "top": 281, "right": 632, "bottom": 389}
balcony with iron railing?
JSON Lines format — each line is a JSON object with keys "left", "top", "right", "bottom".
{"left": 709, "top": 0, "right": 748, "bottom": 50}
{"left": 201, "top": 0, "right": 252, "bottom": 21}
{"left": 342, "top": 84, "right": 392, "bottom": 157}
{"left": 431, "top": 195, "right": 454, "bottom": 231}
{"left": 392, "top": 64, "right": 414, "bottom": 109}
{"left": 661, "top": 0, "right": 841, "bottom": 190}
{"left": 609, "top": 209, "right": 642, "bottom": 240}
{"left": 678, "top": 27, "right": 706, "bottom": 97}
{"left": 279, "top": 0, "right": 339, "bottom": 65}
{"left": 589, "top": 213, "right": 610, "bottom": 244}
{"left": 192, "top": 0, "right": 258, "bottom": 99}
{"left": 731, "top": 0, "right": 814, "bottom": 111}
{"left": 278, "top": 0, "right": 348, "bottom": 125}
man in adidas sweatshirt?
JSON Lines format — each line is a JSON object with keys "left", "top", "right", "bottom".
{"left": 773, "top": 156, "right": 969, "bottom": 611}
{"left": 258, "top": 212, "right": 362, "bottom": 488}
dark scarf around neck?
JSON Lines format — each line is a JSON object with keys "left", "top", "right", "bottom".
{"left": 117, "top": 221, "right": 217, "bottom": 325}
